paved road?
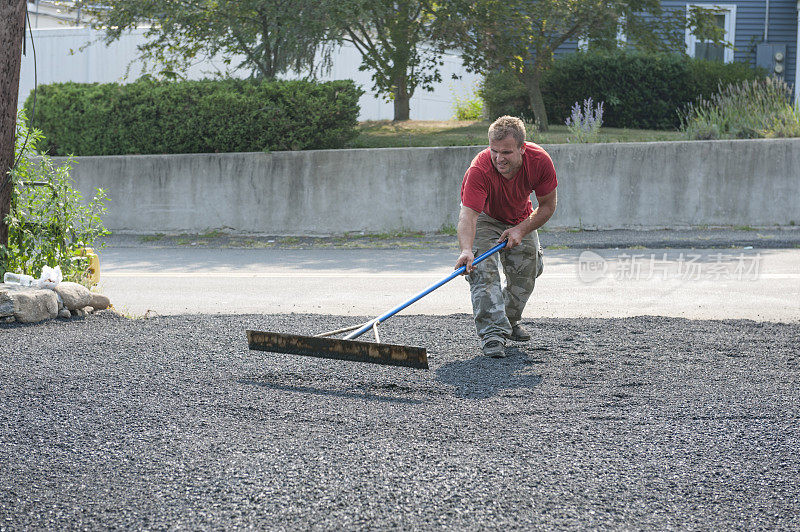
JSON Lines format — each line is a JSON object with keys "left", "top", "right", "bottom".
{"left": 98, "top": 246, "right": 800, "bottom": 322}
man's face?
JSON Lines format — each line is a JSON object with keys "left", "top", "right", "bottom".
{"left": 489, "top": 136, "right": 524, "bottom": 178}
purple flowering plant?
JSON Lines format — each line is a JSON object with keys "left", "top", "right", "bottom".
{"left": 565, "top": 97, "right": 604, "bottom": 143}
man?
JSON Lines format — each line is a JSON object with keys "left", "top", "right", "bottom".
{"left": 455, "top": 116, "right": 558, "bottom": 358}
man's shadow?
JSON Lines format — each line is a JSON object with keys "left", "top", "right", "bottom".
{"left": 434, "top": 346, "right": 544, "bottom": 399}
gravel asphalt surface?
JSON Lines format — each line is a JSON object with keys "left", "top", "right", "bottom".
{"left": 2, "top": 312, "right": 799, "bottom": 529}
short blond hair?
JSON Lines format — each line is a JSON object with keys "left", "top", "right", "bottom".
{"left": 488, "top": 116, "right": 526, "bottom": 147}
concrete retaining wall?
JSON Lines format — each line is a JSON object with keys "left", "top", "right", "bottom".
{"left": 62, "top": 138, "right": 800, "bottom": 234}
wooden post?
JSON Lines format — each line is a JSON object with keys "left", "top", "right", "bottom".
{"left": 0, "top": 0, "right": 27, "bottom": 247}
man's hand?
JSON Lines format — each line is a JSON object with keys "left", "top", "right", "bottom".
{"left": 455, "top": 250, "right": 476, "bottom": 274}
{"left": 498, "top": 225, "right": 525, "bottom": 249}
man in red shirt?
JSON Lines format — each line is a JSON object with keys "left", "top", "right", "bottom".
{"left": 455, "top": 116, "right": 558, "bottom": 357}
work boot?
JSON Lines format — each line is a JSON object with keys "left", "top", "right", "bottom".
{"left": 508, "top": 323, "right": 531, "bottom": 342}
{"left": 482, "top": 339, "right": 506, "bottom": 358}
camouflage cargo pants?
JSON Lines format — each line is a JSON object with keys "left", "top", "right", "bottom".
{"left": 466, "top": 213, "right": 543, "bottom": 347}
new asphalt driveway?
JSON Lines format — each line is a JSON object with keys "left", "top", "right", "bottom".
{"left": 2, "top": 312, "right": 798, "bottom": 529}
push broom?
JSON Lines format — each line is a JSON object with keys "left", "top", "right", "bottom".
{"left": 247, "top": 241, "right": 508, "bottom": 370}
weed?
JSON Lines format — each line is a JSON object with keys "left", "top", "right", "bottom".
{"left": 1, "top": 112, "right": 109, "bottom": 285}
{"left": 440, "top": 223, "right": 457, "bottom": 236}
{"left": 139, "top": 233, "right": 165, "bottom": 243}
{"left": 200, "top": 229, "right": 226, "bottom": 239}
{"left": 680, "top": 78, "right": 800, "bottom": 140}
{"left": 452, "top": 84, "right": 485, "bottom": 120}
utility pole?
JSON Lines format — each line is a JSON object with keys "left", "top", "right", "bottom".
{"left": 0, "top": 0, "right": 27, "bottom": 248}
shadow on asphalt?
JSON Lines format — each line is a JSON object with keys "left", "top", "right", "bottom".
{"left": 435, "top": 347, "right": 544, "bottom": 399}
{"left": 237, "top": 378, "right": 424, "bottom": 405}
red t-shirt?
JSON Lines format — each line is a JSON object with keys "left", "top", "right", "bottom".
{"left": 460, "top": 142, "right": 557, "bottom": 225}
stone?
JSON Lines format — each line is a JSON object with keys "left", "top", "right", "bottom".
{"left": 3, "top": 316, "right": 14, "bottom": 323}
{"left": 0, "top": 288, "right": 13, "bottom": 317}
{"left": 89, "top": 293, "right": 111, "bottom": 311}
{"left": 53, "top": 282, "right": 93, "bottom": 311}
{"left": 58, "top": 308, "right": 71, "bottom": 319}
{"left": 71, "top": 308, "right": 86, "bottom": 318}
{"left": 11, "top": 288, "right": 59, "bottom": 323}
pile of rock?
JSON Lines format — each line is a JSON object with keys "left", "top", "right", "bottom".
{"left": 0, "top": 282, "right": 111, "bottom": 324}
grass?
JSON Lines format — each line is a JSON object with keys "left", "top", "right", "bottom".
{"left": 349, "top": 120, "right": 684, "bottom": 148}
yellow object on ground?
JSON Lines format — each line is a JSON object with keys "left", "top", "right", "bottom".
{"left": 76, "top": 247, "right": 100, "bottom": 285}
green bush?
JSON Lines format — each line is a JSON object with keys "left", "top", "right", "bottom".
{"left": 24, "top": 78, "right": 364, "bottom": 156}
{"left": 1, "top": 112, "right": 110, "bottom": 284}
{"left": 452, "top": 89, "right": 485, "bottom": 120}
{"left": 680, "top": 77, "right": 800, "bottom": 140}
{"left": 687, "top": 58, "right": 767, "bottom": 100}
{"left": 483, "top": 51, "right": 765, "bottom": 130}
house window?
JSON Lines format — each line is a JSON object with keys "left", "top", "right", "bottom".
{"left": 685, "top": 3, "right": 736, "bottom": 63}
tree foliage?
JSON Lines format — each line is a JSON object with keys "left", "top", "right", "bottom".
{"left": 74, "top": 0, "right": 337, "bottom": 79}
{"left": 441, "top": 0, "right": 728, "bottom": 130}
{"left": 329, "top": 0, "right": 447, "bottom": 121}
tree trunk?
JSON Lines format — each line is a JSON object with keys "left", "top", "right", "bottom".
{"left": 0, "top": 0, "right": 27, "bottom": 248}
{"left": 392, "top": 74, "right": 410, "bottom": 121}
{"left": 522, "top": 65, "right": 549, "bottom": 132}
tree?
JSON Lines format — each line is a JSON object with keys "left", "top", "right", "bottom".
{"left": 78, "top": 0, "right": 452, "bottom": 121}
{"left": 1, "top": 0, "right": 27, "bottom": 248}
{"left": 74, "top": 0, "right": 337, "bottom": 79}
{"left": 442, "top": 0, "right": 727, "bottom": 131}
{"left": 329, "top": 0, "right": 447, "bottom": 121}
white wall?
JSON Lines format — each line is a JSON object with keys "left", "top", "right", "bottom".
{"left": 18, "top": 28, "right": 482, "bottom": 121}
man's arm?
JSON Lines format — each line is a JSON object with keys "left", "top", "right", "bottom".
{"left": 498, "top": 189, "right": 558, "bottom": 248}
{"left": 455, "top": 205, "right": 480, "bottom": 273}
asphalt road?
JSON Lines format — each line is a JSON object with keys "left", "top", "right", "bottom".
{"left": 1, "top": 313, "right": 798, "bottom": 529}
{"left": 97, "top": 247, "right": 800, "bottom": 322}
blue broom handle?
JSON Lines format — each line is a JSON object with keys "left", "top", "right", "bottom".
{"left": 343, "top": 240, "right": 508, "bottom": 340}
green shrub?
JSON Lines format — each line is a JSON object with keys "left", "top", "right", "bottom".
{"left": 452, "top": 87, "right": 485, "bottom": 120}
{"left": 483, "top": 51, "right": 765, "bottom": 130}
{"left": 687, "top": 58, "right": 768, "bottom": 100}
{"left": 1, "top": 113, "right": 110, "bottom": 284}
{"left": 543, "top": 51, "right": 696, "bottom": 129}
{"left": 479, "top": 69, "right": 534, "bottom": 122}
{"left": 680, "top": 77, "right": 800, "bottom": 140}
{"left": 24, "top": 78, "right": 364, "bottom": 156}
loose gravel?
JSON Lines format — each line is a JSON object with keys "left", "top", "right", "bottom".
{"left": 2, "top": 312, "right": 799, "bottom": 530}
